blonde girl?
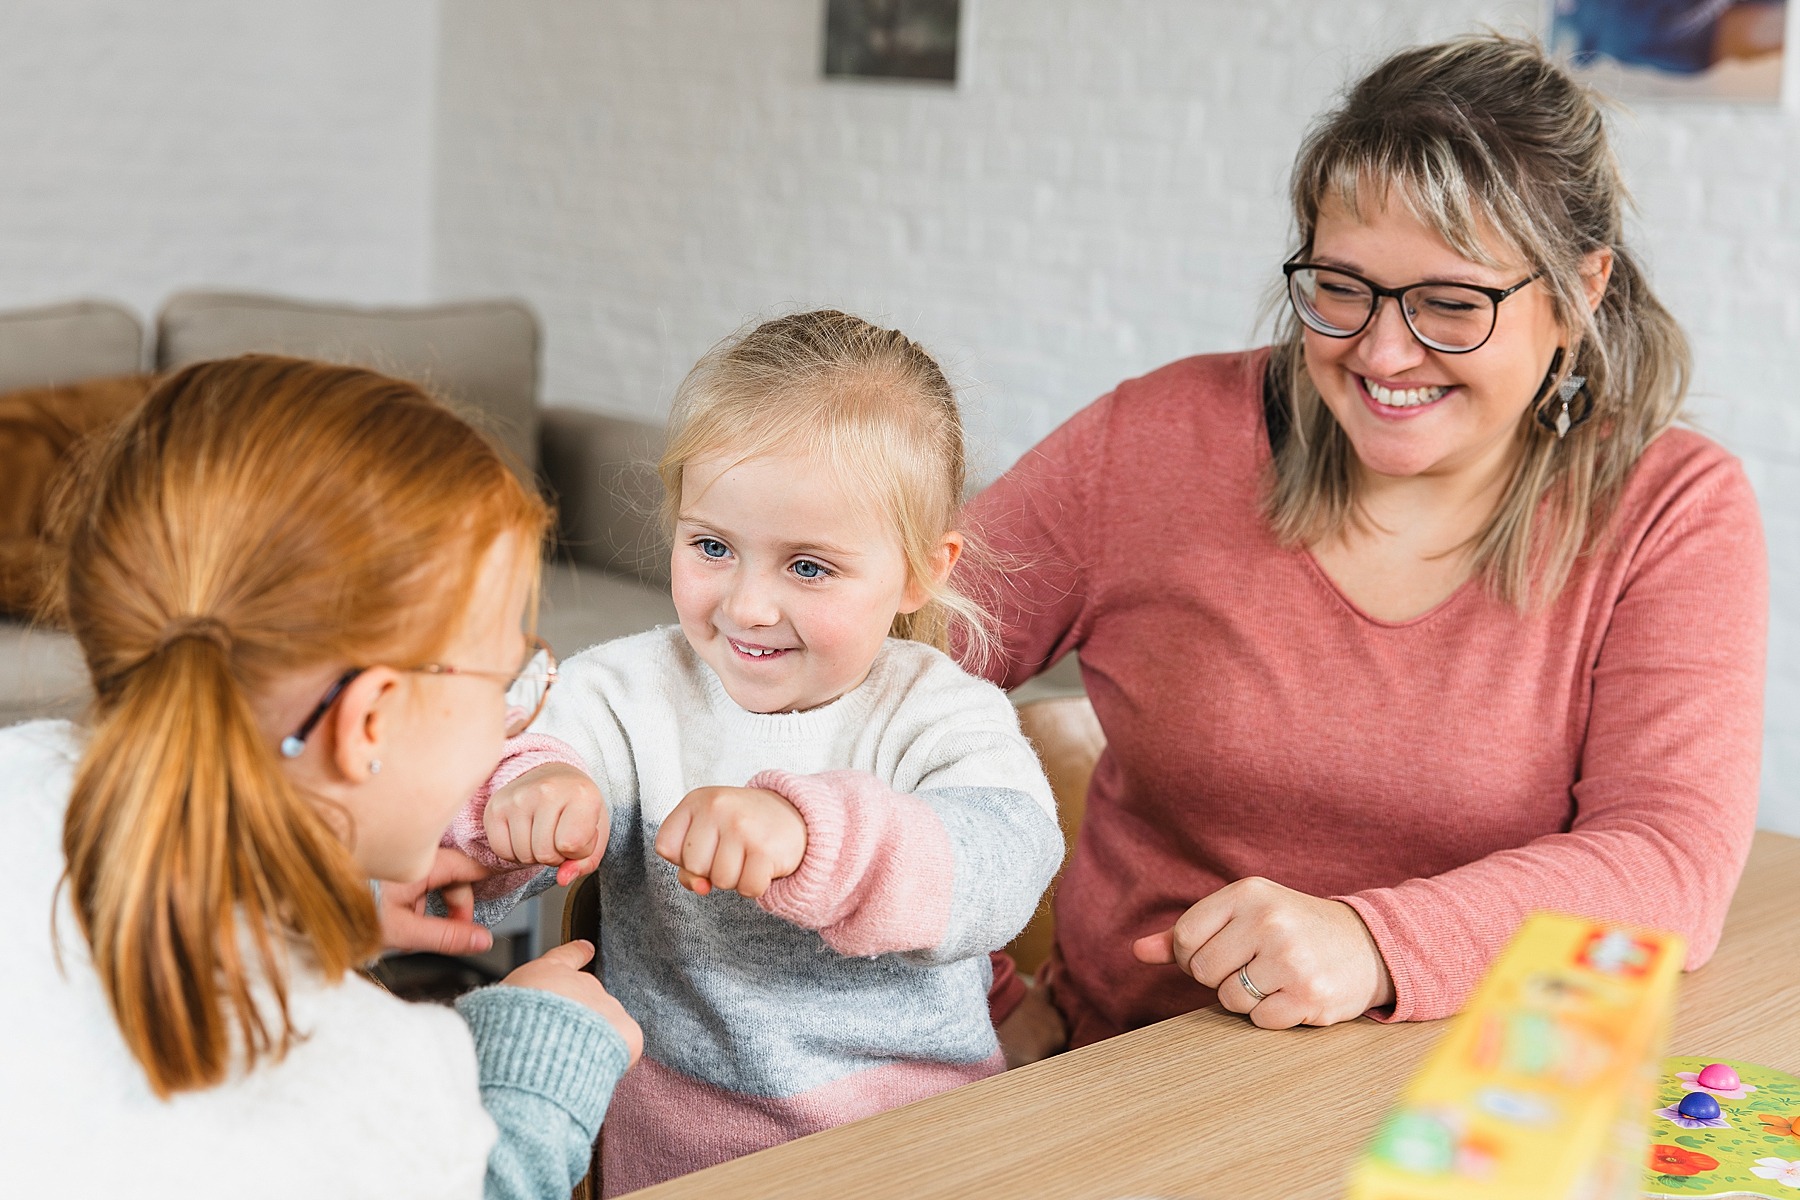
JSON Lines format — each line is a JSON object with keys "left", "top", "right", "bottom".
{"left": 452, "top": 310, "right": 1062, "bottom": 1194}
{"left": 5, "top": 356, "right": 640, "bottom": 1199}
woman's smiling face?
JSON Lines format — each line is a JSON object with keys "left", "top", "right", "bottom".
{"left": 1301, "top": 191, "right": 1568, "bottom": 485}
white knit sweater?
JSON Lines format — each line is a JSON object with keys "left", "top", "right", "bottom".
{"left": 0, "top": 719, "right": 497, "bottom": 1198}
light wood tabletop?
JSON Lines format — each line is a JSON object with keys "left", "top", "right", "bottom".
{"left": 631, "top": 830, "right": 1800, "bottom": 1200}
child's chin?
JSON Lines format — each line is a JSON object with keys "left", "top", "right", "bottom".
{"left": 719, "top": 677, "right": 784, "bottom": 712}
{"left": 725, "top": 679, "right": 827, "bottom": 715}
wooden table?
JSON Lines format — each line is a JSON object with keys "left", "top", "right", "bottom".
{"left": 634, "top": 831, "right": 1800, "bottom": 1200}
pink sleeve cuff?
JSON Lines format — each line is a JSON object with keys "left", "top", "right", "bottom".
{"left": 441, "top": 732, "right": 590, "bottom": 902}
{"left": 752, "top": 769, "right": 955, "bottom": 958}
{"left": 1335, "top": 893, "right": 1411, "bottom": 1023}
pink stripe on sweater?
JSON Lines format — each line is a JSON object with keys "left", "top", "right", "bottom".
{"left": 599, "top": 1051, "right": 1004, "bottom": 1195}
{"left": 751, "top": 769, "right": 955, "bottom": 957}
{"left": 441, "top": 732, "right": 590, "bottom": 902}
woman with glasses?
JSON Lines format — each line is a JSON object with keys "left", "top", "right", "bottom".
{"left": 5, "top": 355, "right": 640, "bottom": 1198}
{"left": 969, "top": 34, "right": 1766, "bottom": 1059}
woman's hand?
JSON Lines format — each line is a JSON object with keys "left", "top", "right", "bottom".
{"left": 1131, "top": 877, "right": 1394, "bottom": 1029}
{"left": 654, "top": 786, "right": 806, "bottom": 899}
{"left": 377, "top": 847, "right": 499, "bottom": 955}
{"left": 503, "top": 940, "right": 643, "bottom": 1066}
{"left": 484, "top": 762, "right": 608, "bottom": 886}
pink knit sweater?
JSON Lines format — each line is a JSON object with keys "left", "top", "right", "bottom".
{"left": 966, "top": 349, "right": 1767, "bottom": 1043}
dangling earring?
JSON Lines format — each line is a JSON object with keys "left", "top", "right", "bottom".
{"left": 1531, "top": 347, "right": 1593, "bottom": 440}
{"left": 368, "top": 759, "right": 382, "bottom": 776}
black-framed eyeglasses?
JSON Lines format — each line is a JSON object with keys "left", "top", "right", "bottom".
{"left": 279, "top": 634, "right": 558, "bottom": 758}
{"left": 1283, "top": 259, "right": 1543, "bottom": 354}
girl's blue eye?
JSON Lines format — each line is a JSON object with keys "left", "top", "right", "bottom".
{"left": 791, "top": 559, "right": 827, "bottom": 579}
{"left": 697, "top": 538, "right": 729, "bottom": 559}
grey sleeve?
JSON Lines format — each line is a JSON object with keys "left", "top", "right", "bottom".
{"left": 904, "top": 784, "right": 1064, "bottom": 965}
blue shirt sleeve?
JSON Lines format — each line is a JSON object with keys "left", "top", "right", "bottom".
{"left": 455, "top": 984, "right": 631, "bottom": 1200}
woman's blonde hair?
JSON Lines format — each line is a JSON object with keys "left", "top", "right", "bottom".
{"left": 659, "top": 310, "right": 991, "bottom": 661}
{"left": 1267, "top": 33, "right": 1690, "bottom": 607}
{"left": 43, "top": 354, "right": 549, "bottom": 1098}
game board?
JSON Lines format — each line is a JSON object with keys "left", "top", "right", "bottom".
{"left": 1644, "top": 1057, "right": 1800, "bottom": 1197}
{"left": 1348, "top": 914, "right": 1688, "bottom": 1199}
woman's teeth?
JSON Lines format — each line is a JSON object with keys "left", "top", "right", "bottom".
{"left": 1363, "top": 378, "right": 1448, "bottom": 408}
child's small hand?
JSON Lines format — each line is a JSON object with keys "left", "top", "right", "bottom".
{"left": 502, "top": 941, "right": 643, "bottom": 1066}
{"left": 654, "top": 786, "right": 806, "bottom": 899}
{"left": 484, "top": 762, "right": 607, "bottom": 886}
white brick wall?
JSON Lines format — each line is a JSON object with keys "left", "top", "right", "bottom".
{"left": 434, "top": 0, "right": 1800, "bottom": 834}
{"left": 4, "top": 2, "right": 1794, "bottom": 833}
{"left": 0, "top": 0, "right": 439, "bottom": 320}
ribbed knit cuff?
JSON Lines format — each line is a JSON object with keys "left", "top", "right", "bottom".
{"left": 1334, "top": 893, "right": 1409, "bottom": 1023}
{"left": 455, "top": 984, "right": 631, "bottom": 1138}
{"left": 750, "top": 769, "right": 849, "bottom": 926}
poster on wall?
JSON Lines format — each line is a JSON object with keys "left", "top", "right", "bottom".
{"left": 823, "top": 0, "right": 961, "bottom": 84}
{"left": 1548, "top": 0, "right": 1788, "bottom": 101}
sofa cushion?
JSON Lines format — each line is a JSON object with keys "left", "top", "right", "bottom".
{"left": 0, "top": 300, "right": 143, "bottom": 393}
{"left": 536, "top": 557, "right": 677, "bottom": 659}
{"left": 539, "top": 405, "right": 670, "bottom": 586}
{"left": 0, "top": 620, "right": 89, "bottom": 727}
{"left": 156, "top": 292, "right": 540, "bottom": 472}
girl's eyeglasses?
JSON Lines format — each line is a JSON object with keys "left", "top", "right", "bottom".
{"left": 279, "top": 635, "right": 558, "bottom": 759}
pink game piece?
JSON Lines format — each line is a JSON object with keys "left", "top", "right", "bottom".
{"left": 1696, "top": 1062, "right": 1740, "bottom": 1091}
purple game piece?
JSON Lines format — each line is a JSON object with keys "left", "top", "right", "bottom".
{"left": 1678, "top": 1091, "right": 1722, "bottom": 1121}
{"left": 1697, "top": 1062, "right": 1740, "bottom": 1092}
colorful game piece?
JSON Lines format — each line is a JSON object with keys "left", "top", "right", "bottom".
{"left": 1644, "top": 1057, "right": 1800, "bottom": 1198}
{"left": 1698, "top": 1062, "right": 1742, "bottom": 1092}
{"left": 1679, "top": 1091, "right": 1723, "bottom": 1121}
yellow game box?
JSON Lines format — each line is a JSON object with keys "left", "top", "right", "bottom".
{"left": 1346, "top": 912, "right": 1686, "bottom": 1200}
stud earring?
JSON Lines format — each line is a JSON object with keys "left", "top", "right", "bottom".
{"left": 368, "top": 759, "right": 382, "bottom": 776}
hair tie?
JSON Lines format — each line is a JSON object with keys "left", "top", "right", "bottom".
{"left": 155, "top": 615, "right": 234, "bottom": 655}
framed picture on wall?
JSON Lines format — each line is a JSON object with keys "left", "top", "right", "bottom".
{"left": 1548, "top": 0, "right": 1789, "bottom": 101}
{"left": 823, "top": 0, "right": 961, "bottom": 84}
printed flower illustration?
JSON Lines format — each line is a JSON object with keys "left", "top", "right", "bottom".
{"left": 1751, "top": 1158, "right": 1800, "bottom": 1187}
{"left": 1761, "top": 1114, "right": 1800, "bottom": 1143}
{"left": 1650, "top": 1143, "right": 1720, "bottom": 1177}
{"left": 1657, "top": 1102, "right": 1730, "bottom": 1129}
{"left": 1677, "top": 1070, "right": 1759, "bottom": 1100}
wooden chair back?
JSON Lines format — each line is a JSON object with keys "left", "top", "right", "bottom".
{"left": 561, "top": 876, "right": 605, "bottom": 1199}
{"left": 1004, "top": 696, "right": 1106, "bottom": 975}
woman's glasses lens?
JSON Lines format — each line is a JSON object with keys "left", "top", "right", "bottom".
{"left": 1289, "top": 267, "right": 1374, "bottom": 337}
{"left": 1288, "top": 267, "right": 1497, "bottom": 353}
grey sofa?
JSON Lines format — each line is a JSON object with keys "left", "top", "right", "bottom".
{"left": 0, "top": 292, "right": 685, "bottom": 730}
